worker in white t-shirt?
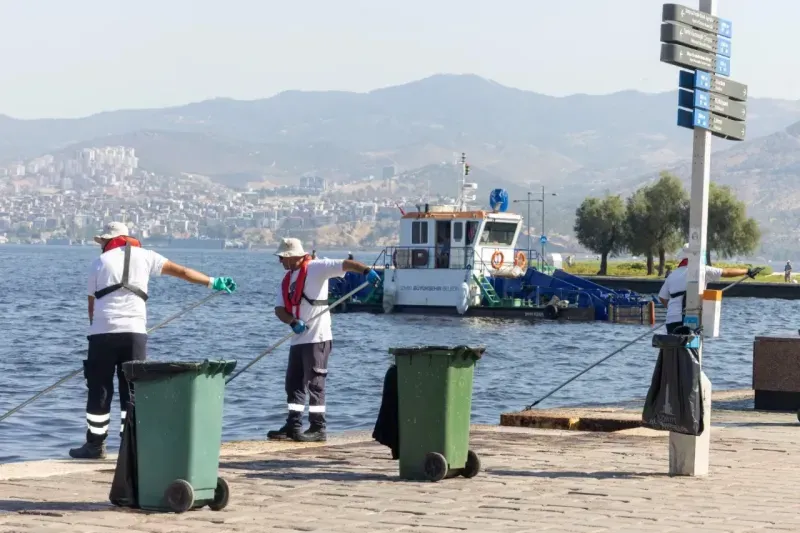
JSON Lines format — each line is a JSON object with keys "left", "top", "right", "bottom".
{"left": 658, "top": 243, "right": 755, "bottom": 334}
{"left": 267, "top": 237, "right": 380, "bottom": 442}
{"left": 69, "top": 221, "right": 237, "bottom": 459}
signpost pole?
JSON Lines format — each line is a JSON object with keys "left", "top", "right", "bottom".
{"left": 540, "top": 186, "right": 546, "bottom": 270}
{"left": 670, "top": 0, "right": 715, "bottom": 477}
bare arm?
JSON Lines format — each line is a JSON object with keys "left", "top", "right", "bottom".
{"left": 659, "top": 297, "right": 669, "bottom": 308}
{"left": 721, "top": 267, "right": 749, "bottom": 278}
{"left": 342, "top": 259, "right": 371, "bottom": 275}
{"left": 274, "top": 306, "right": 296, "bottom": 325}
{"left": 161, "top": 260, "right": 212, "bottom": 286}
{"left": 88, "top": 296, "right": 94, "bottom": 325}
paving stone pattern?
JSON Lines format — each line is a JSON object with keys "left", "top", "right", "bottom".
{"left": 1, "top": 412, "right": 799, "bottom": 532}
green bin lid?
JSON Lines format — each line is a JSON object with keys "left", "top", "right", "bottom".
{"left": 122, "top": 359, "right": 237, "bottom": 382}
{"left": 388, "top": 345, "right": 485, "bottom": 359}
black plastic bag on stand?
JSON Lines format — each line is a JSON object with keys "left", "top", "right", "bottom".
{"left": 641, "top": 332, "right": 705, "bottom": 436}
{"left": 109, "top": 400, "right": 139, "bottom": 508}
{"left": 372, "top": 364, "right": 399, "bottom": 459}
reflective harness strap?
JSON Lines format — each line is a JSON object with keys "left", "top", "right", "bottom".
{"left": 302, "top": 293, "right": 328, "bottom": 306}
{"left": 669, "top": 290, "right": 686, "bottom": 320}
{"left": 94, "top": 243, "right": 149, "bottom": 301}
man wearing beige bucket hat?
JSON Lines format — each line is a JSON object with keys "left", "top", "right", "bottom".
{"left": 68, "top": 221, "right": 237, "bottom": 459}
{"left": 269, "top": 237, "right": 380, "bottom": 442}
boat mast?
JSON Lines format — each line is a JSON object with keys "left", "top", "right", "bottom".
{"left": 455, "top": 152, "right": 473, "bottom": 212}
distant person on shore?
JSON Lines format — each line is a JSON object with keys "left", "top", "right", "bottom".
{"left": 658, "top": 243, "right": 756, "bottom": 334}
{"left": 347, "top": 251, "right": 354, "bottom": 260}
{"left": 785, "top": 260, "right": 792, "bottom": 282}
{"left": 69, "top": 221, "right": 237, "bottom": 459}
{"left": 268, "top": 237, "right": 379, "bottom": 442}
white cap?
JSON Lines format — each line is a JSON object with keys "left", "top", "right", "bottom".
{"left": 677, "top": 243, "right": 690, "bottom": 261}
{"left": 274, "top": 237, "right": 306, "bottom": 258}
{"left": 94, "top": 221, "right": 129, "bottom": 244}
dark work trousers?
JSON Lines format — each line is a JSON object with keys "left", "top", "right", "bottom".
{"left": 666, "top": 322, "right": 684, "bottom": 334}
{"left": 285, "top": 340, "right": 332, "bottom": 430}
{"left": 83, "top": 332, "right": 147, "bottom": 444}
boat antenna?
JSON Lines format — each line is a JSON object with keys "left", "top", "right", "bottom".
{"left": 456, "top": 152, "right": 468, "bottom": 212}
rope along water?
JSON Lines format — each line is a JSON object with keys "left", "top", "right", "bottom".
{"left": 0, "top": 291, "right": 224, "bottom": 423}
{"left": 226, "top": 281, "right": 371, "bottom": 385}
{"left": 524, "top": 271, "right": 759, "bottom": 410}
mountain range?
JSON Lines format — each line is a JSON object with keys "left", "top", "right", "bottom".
{"left": 3, "top": 73, "right": 800, "bottom": 254}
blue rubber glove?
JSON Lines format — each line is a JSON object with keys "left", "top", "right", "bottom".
{"left": 290, "top": 319, "right": 307, "bottom": 334}
{"left": 209, "top": 276, "right": 237, "bottom": 293}
{"left": 365, "top": 269, "right": 381, "bottom": 286}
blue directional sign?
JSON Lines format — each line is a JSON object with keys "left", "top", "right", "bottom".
{"left": 663, "top": 3, "right": 732, "bottom": 38}
{"left": 660, "top": 22, "right": 731, "bottom": 57}
{"left": 678, "top": 88, "right": 709, "bottom": 110}
{"left": 660, "top": 43, "right": 730, "bottom": 77}
{"left": 677, "top": 108, "right": 745, "bottom": 141}
{"left": 540, "top": 235, "right": 548, "bottom": 245}
{"left": 678, "top": 70, "right": 748, "bottom": 101}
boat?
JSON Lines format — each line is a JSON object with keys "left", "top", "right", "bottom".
{"left": 328, "top": 154, "right": 661, "bottom": 323}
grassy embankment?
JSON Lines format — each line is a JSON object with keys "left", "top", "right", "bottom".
{"left": 563, "top": 260, "right": 784, "bottom": 283}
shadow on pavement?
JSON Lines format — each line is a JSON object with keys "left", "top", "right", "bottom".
{"left": 0, "top": 500, "right": 111, "bottom": 513}
{"left": 488, "top": 469, "right": 667, "bottom": 479}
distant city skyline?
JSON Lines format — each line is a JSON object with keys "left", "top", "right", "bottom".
{"left": 2, "top": 0, "right": 798, "bottom": 119}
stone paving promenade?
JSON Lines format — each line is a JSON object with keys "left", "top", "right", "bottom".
{"left": 1, "top": 409, "right": 799, "bottom": 532}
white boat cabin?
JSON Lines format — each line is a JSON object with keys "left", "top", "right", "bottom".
{"left": 391, "top": 206, "right": 524, "bottom": 273}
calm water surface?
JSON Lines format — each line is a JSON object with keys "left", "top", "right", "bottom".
{"left": 0, "top": 245, "right": 795, "bottom": 463}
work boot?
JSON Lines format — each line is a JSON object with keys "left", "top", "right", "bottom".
{"left": 293, "top": 425, "right": 327, "bottom": 442}
{"left": 68, "top": 441, "right": 106, "bottom": 459}
{"left": 266, "top": 423, "right": 301, "bottom": 441}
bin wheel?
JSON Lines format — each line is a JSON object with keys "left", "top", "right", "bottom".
{"left": 208, "top": 477, "right": 230, "bottom": 511}
{"left": 164, "top": 479, "right": 194, "bottom": 513}
{"left": 797, "top": 409, "right": 800, "bottom": 424}
{"left": 423, "top": 452, "right": 448, "bottom": 482}
{"left": 462, "top": 450, "right": 481, "bottom": 479}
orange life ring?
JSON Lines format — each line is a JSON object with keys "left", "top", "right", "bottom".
{"left": 491, "top": 250, "right": 504, "bottom": 269}
{"left": 515, "top": 251, "right": 526, "bottom": 267}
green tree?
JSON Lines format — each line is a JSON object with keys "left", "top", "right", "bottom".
{"left": 626, "top": 172, "right": 688, "bottom": 276}
{"left": 624, "top": 188, "right": 656, "bottom": 275}
{"left": 705, "top": 182, "right": 761, "bottom": 264}
{"left": 574, "top": 194, "right": 626, "bottom": 275}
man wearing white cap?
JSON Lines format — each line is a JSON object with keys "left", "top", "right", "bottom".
{"left": 658, "top": 243, "right": 755, "bottom": 334}
{"left": 69, "top": 221, "right": 238, "bottom": 459}
{"left": 268, "top": 237, "right": 380, "bottom": 442}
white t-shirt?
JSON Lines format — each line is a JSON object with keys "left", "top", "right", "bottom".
{"left": 658, "top": 265, "right": 723, "bottom": 324}
{"left": 275, "top": 258, "right": 346, "bottom": 346}
{"left": 87, "top": 246, "right": 169, "bottom": 335}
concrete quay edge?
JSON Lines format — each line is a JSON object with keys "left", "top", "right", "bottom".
{"left": 500, "top": 388, "right": 760, "bottom": 432}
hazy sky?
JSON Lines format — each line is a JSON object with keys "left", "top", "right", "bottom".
{"left": 1, "top": 0, "right": 796, "bottom": 119}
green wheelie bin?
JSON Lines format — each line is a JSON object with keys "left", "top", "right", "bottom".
{"left": 390, "top": 345, "right": 484, "bottom": 482}
{"left": 119, "top": 359, "right": 236, "bottom": 513}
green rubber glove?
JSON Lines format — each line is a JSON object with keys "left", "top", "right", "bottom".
{"left": 209, "top": 276, "right": 237, "bottom": 293}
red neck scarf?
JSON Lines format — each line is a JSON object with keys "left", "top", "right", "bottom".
{"left": 678, "top": 258, "right": 688, "bottom": 267}
{"left": 102, "top": 236, "right": 142, "bottom": 253}
{"left": 282, "top": 255, "right": 311, "bottom": 319}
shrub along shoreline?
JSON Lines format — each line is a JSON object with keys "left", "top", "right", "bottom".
{"left": 562, "top": 259, "right": 784, "bottom": 282}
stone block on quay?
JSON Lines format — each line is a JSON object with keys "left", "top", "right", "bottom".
{"left": 752, "top": 336, "right": 800, "bottom": 411}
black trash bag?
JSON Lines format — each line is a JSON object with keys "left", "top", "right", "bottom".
{"left": 641, "top": 333, "right": 705, "bottom": 436}
{"left": 109, "top": 400, "right": 140, "bottom": 508}
{"left": 372, "top": 364, "right": 399, "bottom": 459}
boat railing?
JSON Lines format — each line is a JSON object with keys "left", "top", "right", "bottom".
{"left": 380, "top": 245, "right": 479, "bottom": 270}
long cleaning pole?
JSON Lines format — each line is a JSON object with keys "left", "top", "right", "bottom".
{"left": 0, "top": 291, "right": 224, "bottom": 423}
{"left": 524, "top": 270, "right": 759, "bottom": 410}
{"left": 225, "top": 280, "right": 371, "bottom": 385}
